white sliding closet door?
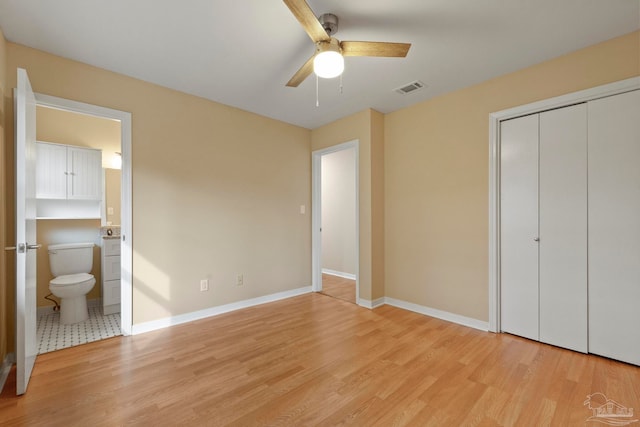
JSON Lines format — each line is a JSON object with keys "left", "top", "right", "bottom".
{"left": 500, "top": 114, "right": 539, "bottom": 341}
{"left": 538, "top": 105, "right": 587, "bottom": 353}
{"left": 588, "top": 90, "right": 640, "bottom": 366}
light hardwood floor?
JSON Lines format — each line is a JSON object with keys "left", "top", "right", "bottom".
{"left": 1, "top": 293, "right": 638, "bottom": 426}
{"left": 320, "top": 273, "right": 356, "bottom": 304}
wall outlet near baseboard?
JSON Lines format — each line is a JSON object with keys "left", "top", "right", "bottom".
{"left": 236, "top": 274, "right": 244, "bottom": 286}
{"left": 200, "top": 279, "right": 209, "bottom": 292}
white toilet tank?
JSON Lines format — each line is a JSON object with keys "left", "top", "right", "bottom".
{"left": 48, "top": 243, "right": 95, "bottom": 277}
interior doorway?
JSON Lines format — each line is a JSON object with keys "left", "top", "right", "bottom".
{"left": 35, "top": 93, "right": 132, "bottom": 337}
{"left": 312, "top": 140, "right": 359, "bottom": 304}
{"left": 34, "top": 106, "right": 123, "bottom": 353}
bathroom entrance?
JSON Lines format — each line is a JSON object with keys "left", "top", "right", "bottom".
{"left": 34, "top": 105, "right": 124, "bottom": 354}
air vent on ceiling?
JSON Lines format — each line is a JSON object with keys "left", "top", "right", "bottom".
{"left": 394, "top": 80, "right": 426, "bottom": 95}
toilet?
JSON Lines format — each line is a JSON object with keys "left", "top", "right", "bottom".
{"left": 48, "top": 243, "right": 96, "bottom": 324}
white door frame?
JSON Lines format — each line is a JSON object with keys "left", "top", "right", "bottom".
{"left": 35, "top": 93, "right": 133, "bottom": 336}
{"left": 488, "top": 76, "right": 640, "bottom": 333}
{"left": 312, "top": 140, "right": 359, "bottom": 302}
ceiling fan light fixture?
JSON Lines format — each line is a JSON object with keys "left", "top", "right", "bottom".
{"left": 313, "top": 39, "right": 344, "bottom": 79}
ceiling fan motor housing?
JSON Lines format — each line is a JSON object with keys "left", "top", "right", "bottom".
{"left": 319, "top": 13, "right": 338, "bottom": 36}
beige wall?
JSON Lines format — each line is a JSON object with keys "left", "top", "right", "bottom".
{"left": 370, "top": 111, "right": 385, "bottom": 301}
{"left": 0, "top": 27, "right": 9, "bottom": 362}
{"left": 321, "top": 147, "right": 356, "bottom": 275}
{"left": 105, "top": 168, "right": 121, "bottom": 225}
{"left": 5, "top": 42, "right": 312, "bottom": 326}
{"left": 311, "top": 109, "right": 386, "bottom": 301}
{"left": 36, "top": 220, "right": 102, "bottom": 308}
{"left": 384, "top": 31, "right": 640, "bottom": 322}
{"left": 36, "top": 105, "right": 121, "bottom": 168}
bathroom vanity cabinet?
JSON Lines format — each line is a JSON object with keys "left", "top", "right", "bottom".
{"left": 101, "top": 236, "right": 121, "bottom": 315}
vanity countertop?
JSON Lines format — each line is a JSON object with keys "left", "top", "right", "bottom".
{"left": 100, "top": 225, "right": 121, "bottom": 239}
{"left": 102, "top": 235, "right": 121, "bottom": 240}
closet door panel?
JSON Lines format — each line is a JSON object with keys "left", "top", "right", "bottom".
{"left": 588, "top": 90, "right": 640, "bottom": 366}
{"left": 500, "top": 114, "right": 539, "bottom": 340}
{"left": 539, "top": 104, "right": 588, "bottom": 352}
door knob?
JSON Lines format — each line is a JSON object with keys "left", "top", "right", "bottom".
{"left": 533, "top": 237, "right": 540, "bottom": 242}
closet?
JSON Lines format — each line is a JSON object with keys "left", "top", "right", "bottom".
{"left": 500, "top": 90, "right": 640, "bottom": 366}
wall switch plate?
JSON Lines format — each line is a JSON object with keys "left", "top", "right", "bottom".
{"left": 236, "top": 274, "right": 244, "bottom": 286}
{"left": 200, "top": 279, "right": 209, "bottom": 291}
{"left": 300, "top": 205, "right": 306, "bottom": 214}
{"left": 107, "top": 207, "right": 114, "bottom": 215}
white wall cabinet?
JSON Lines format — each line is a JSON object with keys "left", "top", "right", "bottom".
{"left": 500, "top": 90, "right": 639, "bottom": 365}
{"left": 36, "top": 142, "right": 67, "bottom": 199}
{"left": 36, "top": 141, "right": 103, "bottom": 219}
{"left": 101, "top": 237, "right": 121, "bottom": 315}
{"left": 36, "top": 141, "right": 102, "bottom": 200}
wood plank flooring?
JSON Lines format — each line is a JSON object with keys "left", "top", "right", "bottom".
{"left": 320, "top": 273, "right": 356, "bottom": 304}
{"left": 1, "top": 293, "right": 639, "bottom": 426}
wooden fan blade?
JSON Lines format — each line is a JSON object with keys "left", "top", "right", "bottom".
{"left": 286, "top": 54, "right": 315, "bottom": 87}
{"left": 341, "top": 41, "right": 411, "bottom": 57}
{"left": 283, "top": 0, "right": 330, "bottom": 43}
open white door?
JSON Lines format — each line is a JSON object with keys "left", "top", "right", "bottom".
{"left": 15, "top": 68, "right": 39, "bottom": 395}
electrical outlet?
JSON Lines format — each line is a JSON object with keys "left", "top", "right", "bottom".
{"left": 236, "top": 274, "right": 244, "bottom": 286}
{"left": 200, "top": 279, "right": 209, "bottom": 292}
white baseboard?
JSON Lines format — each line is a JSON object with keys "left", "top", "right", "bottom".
{"left": 37, "top": 298, "right": 102, "bottom": 317}
{"left": 383, "top": 297, "right": 489, "bottom": 331}
{"left": 0, "top": 353, "right": 15, "bottom": 394}
{"left": 132, "top": 286, "right": 312, "bottom": 335}
{"left": 358, "top": 297, "right": 385, "bottom": 309}
{"left": 321, "top": 269, "right": 356, "bottom": 280}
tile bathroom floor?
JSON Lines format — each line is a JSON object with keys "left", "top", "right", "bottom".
{"left": 37, "top": 306, "right": 121, "bottom": 354}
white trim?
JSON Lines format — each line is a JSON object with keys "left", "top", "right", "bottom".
{"left": 34, "top": 93, "right": 133, "bottom": 336}
{"left": 131, "top": 286, "right": 312, "bottom": 335}
{"left": 321, "top": 268, "right": 356, "bottom": 280}
{"left": 385, "top": 297, "right": 489, "bottom": 331}
{"left": 311, "top": 152, "right": 322, "bottom": 292}
{"left": 0, "top": 353, "right": 14, "bottom": 394}
{"left": 357, "top": 297, "right": 385, "bottom": 309}
{"left": 488, "top": 77, "right": 640, "bottom": 333}
{"left": 311, "top": 140, "right": 360, "bottom": 304}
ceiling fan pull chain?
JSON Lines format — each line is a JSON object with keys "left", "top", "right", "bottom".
{"left": 339, "top": 74, "right": 343, "bottom": 94}
{"left": 316, "top": 74, "right": 320, "bottom": 107}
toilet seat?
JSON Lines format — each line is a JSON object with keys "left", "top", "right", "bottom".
{"left": 50, "top": 273, "right": 95, "bottom": 287}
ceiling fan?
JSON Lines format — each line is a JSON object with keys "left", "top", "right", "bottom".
{"left": 283, "top": 0, "right": 412, "bottom": 87}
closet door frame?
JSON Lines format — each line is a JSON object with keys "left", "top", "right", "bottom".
{"left": 488, "top": 76, "right": 640, "bottom": 333}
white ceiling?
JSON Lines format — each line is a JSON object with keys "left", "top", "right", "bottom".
{"left": 1, "top": 0, "right": 638, "bottom": 129}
